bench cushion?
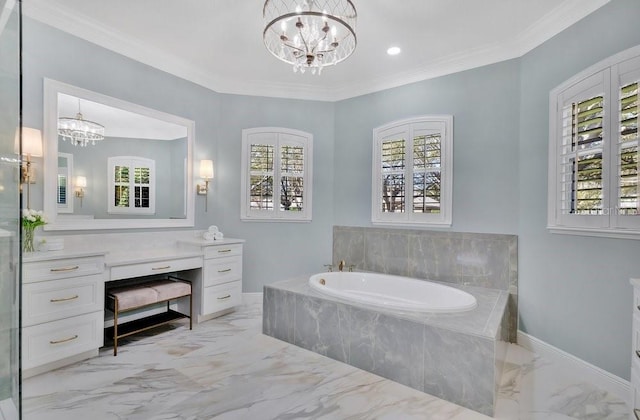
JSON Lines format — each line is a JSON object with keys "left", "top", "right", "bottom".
{"left": 147, "top": 280, "right": 191, "bottom": 301}
{"left": 110, "top": 280, "right": 191, "bottom": 311}
{"left": 110, "top": 285, "right": 159, "bottom": 311}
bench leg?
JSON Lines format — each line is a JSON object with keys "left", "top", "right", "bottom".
{"left": 113, "top": 298, "right": 119, "bottom": 356}
{"left": 189, "top": 293, "right": 193, "bottom": 330}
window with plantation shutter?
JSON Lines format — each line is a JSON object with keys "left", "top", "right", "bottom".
{"left": 618, "top": 83, "right": 638, "bottom": 216}
{"left": 241, "top": 127, "right": 313, "bottom": 221}
{"left": 372, "top": 116, "right": 453, "bottom": 226}
{"left": 548, "top": 45, "right": 640, "bottom": 238}
{"left": 108, "top": 156, "right": 155, "bottom": 215}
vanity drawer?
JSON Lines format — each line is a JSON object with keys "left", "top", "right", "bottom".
{"left": 23, "top": 274, "right": 104, "bottom": 327}
{"left": 203, "top": 281, "right": 242, "bottom": 315}
{"left": 204, "top": 256, "right": 242, "bottom": 287}
{"left": 110, "top": 256, "right": 202, "bottom": 280}
{"left": 24, "top": 256, "right": 104, "bottom": 283}
{"left": 203, "top": 244, "right": 243, "bottom": 260}
{"left": 22, "top": 311, "right": 103, "bottom": 370}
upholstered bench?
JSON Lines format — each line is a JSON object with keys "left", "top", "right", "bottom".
{"left": 106, "top": 276, "right": 192, "bottom": 356}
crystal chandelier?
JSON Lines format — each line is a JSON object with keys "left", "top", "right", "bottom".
{"left": 263, "top": 0, "right": 357, "bottom": 75}
{"left": 58, "top": 100, "right": 105, "bottom": 147}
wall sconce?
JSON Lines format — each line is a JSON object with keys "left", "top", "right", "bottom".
{"left": 75, "top": 176, "right": 87, "bottom": 207}
{"left": 197, "top": 159, "right": 214, "bottom": 212}
{"left": 15, "top": 127, "right": 43, "bottom": 209}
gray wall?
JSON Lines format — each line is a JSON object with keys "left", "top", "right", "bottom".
{"left": 22, "top": 18, "right": 221, "bottom": 226}
{"left": 23, "top": 18, "right": 336, "bottom": 292}
{"left": 333, "top": 58, "right": 521, "bottom": 234}
{"left": 59, "top": 136, "right": 186, "bottom": 219}
{"left": 170, "top": 137, "right": 187, "bottom": 217}
{"left": 517, "top": 0, "right": 640, "bottom": 380}
{"left": 215, "top": 93, "right": 335, "bottom": 291}
{"left": 21, "top": 0, "right": 640, "bottom": 379}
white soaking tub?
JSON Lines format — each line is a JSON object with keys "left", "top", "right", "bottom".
{"left": 308, "top": 271, "right": 477, "bottom": 313}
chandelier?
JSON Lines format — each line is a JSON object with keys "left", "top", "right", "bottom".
{"left": 58, "top": 100, "right": 105, "bottom": 147}
{"left": 263, "top": 0, "right": 357, "bottom": 74}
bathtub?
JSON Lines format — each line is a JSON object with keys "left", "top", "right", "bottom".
{"left": 308, "top": 271, "right": 477, "bottom": 313}
{"left": 264, "top": 275, "right": 509, "bottom": 416}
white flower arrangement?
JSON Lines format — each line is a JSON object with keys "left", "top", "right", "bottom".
{"left": 22, "top": 209, "right": 47, "bottom": 229}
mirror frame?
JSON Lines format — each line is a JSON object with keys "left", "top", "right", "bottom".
{"left": 43, "top": 78, "right": 195, "bottom": 230}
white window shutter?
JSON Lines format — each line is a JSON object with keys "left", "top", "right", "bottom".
{"left": 241, "top": 127, "right": 313, "bottom": 222}
{"left": 372, "top": 115, "right": 453, "bottom": 227}
{"left": 548, "top": 45, "right": 640, "bottom": 239}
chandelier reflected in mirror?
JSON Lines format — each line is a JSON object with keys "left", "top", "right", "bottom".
{"left": 58, "top": 100, "right": 105, "bottom": 147}
{"left": 263, "top": 0, "right": 357, "bottom": 75}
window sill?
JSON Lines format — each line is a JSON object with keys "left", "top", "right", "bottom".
{"left": 371, "top": 220, "right": 452, "bottom": 229}
{"left": 547, "top": 226, "right": 640, "bottom": 240}
{"left": 241, "top": 217, "right": 312, "bottom": 223}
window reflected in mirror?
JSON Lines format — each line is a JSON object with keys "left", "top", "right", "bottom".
{"left": 57, "top": 152, "right": 73, "bottom": 213}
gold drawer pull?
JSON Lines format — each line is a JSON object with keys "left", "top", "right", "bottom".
{"left": 217, "top": 295, "right": 231, "bottom": 300}
{"left": 50, "top": 335, "right": 78, "bottom": 345}
{"left": 50, "top": 294, "right": 79, "bottom": 303}
{"left": 50, "top": 265, "right": 79, "bottom": 272}
{"left": 151, "top": 265, "right": 171, "bottom": 270}
{"left": 218, "top": 268, "right": 232, "bottom": 273}
{"left": 217, "top": 249, "right": 232, "bottom": 253}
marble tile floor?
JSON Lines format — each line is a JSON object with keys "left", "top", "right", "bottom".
{"left": 23, "top": 299, "right": 628, "bottom": 420}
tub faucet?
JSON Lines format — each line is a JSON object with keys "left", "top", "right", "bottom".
{"left": 338, "top": 260, "right": 346, "bottom": 272}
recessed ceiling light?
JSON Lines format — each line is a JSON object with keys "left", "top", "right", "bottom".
{"left": 387, "top": 46, "right": 401, "bottom": 56}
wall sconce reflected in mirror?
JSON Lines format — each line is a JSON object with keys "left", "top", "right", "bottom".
{"left": 197, "top": 159, "right": 214, "bottom": 212}
{"left": 75, "top": 176, "right": 87, "bottom": 207}
{"left": 15, "top": 127, "right": 43, "bottom": 209}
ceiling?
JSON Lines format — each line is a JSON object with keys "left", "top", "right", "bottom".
{"left": 58, "top": 93, "right": 187, "bottom": 140}
{"left": 24, "top": 0, "right": 611, "bottom": 102}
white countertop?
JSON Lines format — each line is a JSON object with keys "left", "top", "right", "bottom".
{"left": 23, "top": 237, "right": 245, "bottom": 266}
{"left": 106, "top": 248, "right": 204, "bottom": 267}
{"left": 177, "top": 237, "right": 245, "bottom": 247}
{"left": 22, "top": 249, "right": 108, "bottom": 263}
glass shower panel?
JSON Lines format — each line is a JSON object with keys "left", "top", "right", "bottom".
{"left": 0, "top": 0, "right": 21, "bottom": 418}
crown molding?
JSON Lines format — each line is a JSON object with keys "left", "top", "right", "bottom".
{"left": 23, "top": 0, "right": 612, "bottom": 102}
{"left": 328, "top": 40, "right": 520, "bottom": 101}
{"left": 514, "top": 0, "right": 611, "bottom": 56}
{"left": 328, "top": 0, "right": 612, "bottom": 101}
{"left": 0, "top": 0, "right": 17, "bottom": 35}
{"left": 22, "top": 0, "right": 226, "bottom": 93}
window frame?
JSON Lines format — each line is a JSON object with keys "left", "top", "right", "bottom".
{"left": 548, "top": 45, "right": 640, "bottom": 239}
{"left": 371, "top": 115, "right": 453, "bottom": 227}
{"left": 240, "top": 127, "right": 313, "bottom": 222}
{"left": 107, "top": 156, "right": 156, "bottom": 215}
{"left": 56, "top": 152, "right": 73, "bottom": 213}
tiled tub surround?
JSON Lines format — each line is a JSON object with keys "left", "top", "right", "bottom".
{"left": 333, "top": 226, "right": 518, "bottom": 342}
{"left": 263, "top": 277, "right": 509, "bottom": 416}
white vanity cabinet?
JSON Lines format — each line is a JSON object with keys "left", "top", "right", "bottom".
{"left": 22, "top": 252, "right": 106, "bottom": 377}
{"left": 179, "top": 238, "right": 244, "bottom": 322}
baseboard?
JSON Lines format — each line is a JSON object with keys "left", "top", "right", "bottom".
{"left": 517, "top": 330, "right": 630, "bottom": 405}
{"left": 242, "top": 292, "right": 263, "bottom": 306}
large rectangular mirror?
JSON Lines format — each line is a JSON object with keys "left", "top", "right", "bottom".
{"left": 43, "top": 79, "right": 195, "bottom": 230}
